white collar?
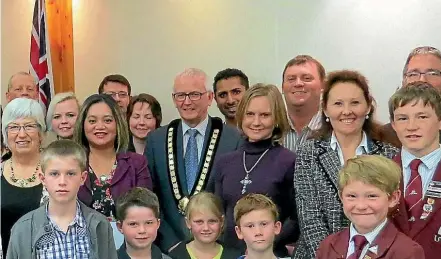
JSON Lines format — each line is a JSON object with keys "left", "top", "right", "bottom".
{"left": 330, "top": 131, "right": 369, "bottom": 152}
{"left": 349, "top": 218, "right": 388, "bottom": 245}
{"left": 181, "top": 116, "right": 209, "bottom": 136}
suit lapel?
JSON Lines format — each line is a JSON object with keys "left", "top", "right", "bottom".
{"left": 364, "top": 221, "right": 398, "bottom": 259}
{"left": 176, "top": 122, "right": 188, "bottom": 195}
{"left": 409, "top": 160, "right": 441, "bottom": 237}
{"left": 391, "top": 153, "right": 411, "bottom": 234}
{"left": 110, "top": 153, "right": 129, "bottom": 186}
{"left": 317, "top": 139, "right": 341, "bottom": 192}
{"left": 330, "top": 228, "right": 350, "bottom": 259}
{"left": 198, "top": 118, "right": 212, "bottom": 173}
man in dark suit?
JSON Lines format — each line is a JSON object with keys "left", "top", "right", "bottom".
{"left": 382, "top": 46, "right": 441, "bottom": 147}
{"left": 145, "top": 68, "right": 242, "bottom": 252}
{"left": 389, "top": 83, "right": 441, "bottom": 259}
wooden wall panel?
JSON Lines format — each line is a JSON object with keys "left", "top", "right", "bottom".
{"left": 46, "top": 0, "right": 74, "bottom": 94}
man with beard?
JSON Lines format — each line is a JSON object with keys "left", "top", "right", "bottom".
{"left": 282, "top": 55, "right": 325, "bottom": 152}
{"left": 213, "top": 68, "right": 249, "bottom": 126}
{"left": 382, "top": 46, "right": 441, "bottom": 147}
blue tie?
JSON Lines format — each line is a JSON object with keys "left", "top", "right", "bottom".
{"left": 185, "top": 129, "right": 199, "bottom": 191}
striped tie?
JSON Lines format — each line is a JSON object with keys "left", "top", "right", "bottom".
{"left": 405, "top": 159, "right": 423, "bottom": 223}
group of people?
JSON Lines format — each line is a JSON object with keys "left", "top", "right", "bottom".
{"left": 0, "top": 45, "right": 440, "bottom": 259}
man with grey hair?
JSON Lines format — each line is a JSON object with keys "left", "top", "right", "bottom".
{"left": 5, "top": 72, "right": 39, "bottom": 103}
{"left": 144, "top": 68, "right": 242, "bottom": 252}
{"left": 382, "top": 46, "right": 441, "bottom": 146}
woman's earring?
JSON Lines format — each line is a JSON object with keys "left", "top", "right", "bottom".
{"left": 365, "top": 114, "right": 369, "bottom": 119}
{"left": 325, "top": 117, "right": 329, "bottom": 122}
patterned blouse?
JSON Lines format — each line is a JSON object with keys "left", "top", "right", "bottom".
{"left": 89, "top": 161, "right": 117, "bottom": 221}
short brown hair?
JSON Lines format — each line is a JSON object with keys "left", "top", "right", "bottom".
{"left": 98, "top": 74, "right": 132, "bottom": 95}
{"left": 234, "top": 193, "right": 279, "bottom": 227}
{"left": 339, "top": 155, "right": 401, "bottom": 195}
{"left": 316, "top": 70, "right": 385, "bottom": 142}
{"left": 115, "top": 187, "right": 160, "bottom": 221}
{"left": 236, "top": 83, "right": 289, "bottom": 143}
{"left": 127, "top": 93, "right": 162, "bottom": 128}
{"left": 389, "top": 81, "right": 441, "bottom": 121}
{"left": 282, "top": 55, "right": 326, "bottom": 81}
{"left": 41, "top": 140, "right": 87, "bottom": 173}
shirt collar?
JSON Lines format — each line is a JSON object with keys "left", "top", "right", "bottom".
{"left": 182, "top": 116, "right": 209, "bottom": 136}
{"left": 46, "top": 200, "right": 86, "bottom": 230}
{"left": 402, "top": 145, "right": 441, "bottom": 170}
{"left": 349, "top": 218, "right": 388, "bottom": 245}
{"left": 286, "top": 107, "right": 322, "bottom": 131}
{"left": 330, "top": 131, "right": 369, "bottom": 152}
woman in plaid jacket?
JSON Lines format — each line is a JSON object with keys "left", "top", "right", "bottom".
{"left": 292, "top": 70, "right": 399, "bottom": 259}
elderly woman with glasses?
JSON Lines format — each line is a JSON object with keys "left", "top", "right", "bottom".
{"left": 1, "top": 98, "right": 47, "bottom": 257}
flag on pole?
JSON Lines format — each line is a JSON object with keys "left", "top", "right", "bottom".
{"left": 30, "top": 0, "right": 54, "bottom": 111}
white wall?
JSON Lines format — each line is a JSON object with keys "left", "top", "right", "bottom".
{"left": 2, "top": 0, "right": 441, "bottom": 123}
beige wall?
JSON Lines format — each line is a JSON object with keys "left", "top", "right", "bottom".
{"left": 2, "top": 0, "right": 441, "bottom": 123}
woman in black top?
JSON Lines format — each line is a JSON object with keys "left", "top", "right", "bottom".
{"left": 1, "top": 98, "right": 47, "bottom": 256}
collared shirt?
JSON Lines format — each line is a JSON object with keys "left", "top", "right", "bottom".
{"left": 182, "top": 116, "right": 209, "bottom": 161}
{"left": 401, "top": 145, "right": 441, "bottom": 196}
{"left": 346, "top": 218, "right": 388, "bottom": 258}
{"left": 330, "top": 131, "right": 369, "bottom": 166}
{"left": 283, "top": 111, "right": 321, "bottom": 152}
{"left": 35, "top": 201, "right": 91, "bottom": 259}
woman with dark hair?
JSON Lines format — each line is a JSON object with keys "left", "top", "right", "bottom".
{"left": 73, "top": 94, "right": 152, "bottom": 220}
{"left": 292, "top": 70, "right": 399, "bottom": 259}
{"left": 126, "top": 93, "right": 162, "bottom": 154}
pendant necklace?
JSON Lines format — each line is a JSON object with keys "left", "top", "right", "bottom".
{"left": 241, "top": 148, "right": 270, "bottom": 194}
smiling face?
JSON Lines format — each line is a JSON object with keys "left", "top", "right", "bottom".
{"left": 39, "top": 156, "right": 87, "bottom": 205}
{"left": 117, "top": 206, "right": 160, "bottom": 250}
{"left": 324, "top": 82, "right": 371, "bottom": 138}
{"left": 51, "top": 99, "right": 79, "bottom": 139}
{"left": 186, "top": 209, "right": 223, "bottom": 245}
{"left": 6, "top": 117, "right": 42, "bottom": 155}
{"left": 282, "top": 62, "right": 323, "bottom": 108}
{"left": 235, "top": 209, "right": 281, "bottom": 253}
{"left": 129, "top": 102, "right": 156, "bottom": 140}
{"left": 84, "top": 102, "right": 117, "bottom": 149}
{"left": 392, "top": 99, "right": 441, "bottom": 157}
{"left": 341, "top": 180, "right": 400, "bottom": 234}
{"left": 6, "top": 74, "right": 38, "bottom": 102}
{"left": 241, "top": 96, "right": 274, "bottom": 142}
{"left": 214, "top": 76, "right": 247, "bottom": 121}
{"left": 173, "top": 75, "right": 213, "bottom": 127}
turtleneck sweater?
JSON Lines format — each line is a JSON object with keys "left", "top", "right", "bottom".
{"left": 214, "top": 138, "right": 297, "bottom": 256}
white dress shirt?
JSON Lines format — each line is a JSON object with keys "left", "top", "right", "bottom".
{"left": 330, "top": 131, "right": 369, "bottom": 166}
{"left": 401, "top": 145, "right": 441, "bottom": 196}
{"left": 181, "top": 116, "right": 209, "bottom": 161}
{"left": 346, "top": 218, "right": 388, "bottom": 259}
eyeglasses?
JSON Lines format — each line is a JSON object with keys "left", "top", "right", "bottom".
{"left": 172, "top": 91, "right": 207, "bottom": 101}
{"left": 103, "top": 91, "right": 129, "bottom": 98}
{"left": 405, "top": 70, "right": 441, "bottom": 80}
{"left": 7, "top": 124, "right": 39, "bottom": 134}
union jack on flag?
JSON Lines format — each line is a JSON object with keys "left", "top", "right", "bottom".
{"left": 30, "top": 0, "right": 54, "bottom": 111}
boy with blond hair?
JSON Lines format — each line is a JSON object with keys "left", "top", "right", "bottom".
{"left": 234, "top": 193, "right": 282, "bottom": 259}
{"left": 389, "top": 82, "right": 441, "bottom": 259}
{"left": 6, "top": 140, "right": 117, "bottom": 259}
{"left": 316, "top": 155, "right": 424, "bottom": 259}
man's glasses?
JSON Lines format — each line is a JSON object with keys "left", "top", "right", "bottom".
{"left": 172, "top": 91, "right": 207, "bottom": 101}
{"left": 103, "top": 91, "right": 129, "bottom": 98}
{"left": 405, "top": 70, "right": 441, "bottom": 81}
{"left": 7, "top": 124, "right": 39, "bottom": 134}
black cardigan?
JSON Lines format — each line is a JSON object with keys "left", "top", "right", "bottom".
{"left": 168, "top": 240, "right": 242, "bottom": 259}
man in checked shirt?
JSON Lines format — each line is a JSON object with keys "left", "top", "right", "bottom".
{"left": 281, "top": 55, "right": 325, "bottom": 152}
{"left": 6, "top": 140, "right": 117, "bottom": 259}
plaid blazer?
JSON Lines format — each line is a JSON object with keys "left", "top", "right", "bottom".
{"left": 292, "top": 137, "right": 399, "bottom": 259}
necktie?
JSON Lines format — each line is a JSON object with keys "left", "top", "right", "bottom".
{"left": 405, "top": 159, "right": 423, "bottom": 222}
{"left": 185, "top": 129, "right": 199, "bottom": 191}
{"left": 348, "top": 235, "right": 368, "bottom": 259}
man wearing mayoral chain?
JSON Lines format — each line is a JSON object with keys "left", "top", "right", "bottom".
{"left": 145, "top": 68, "right": 242, "bottom": 252}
